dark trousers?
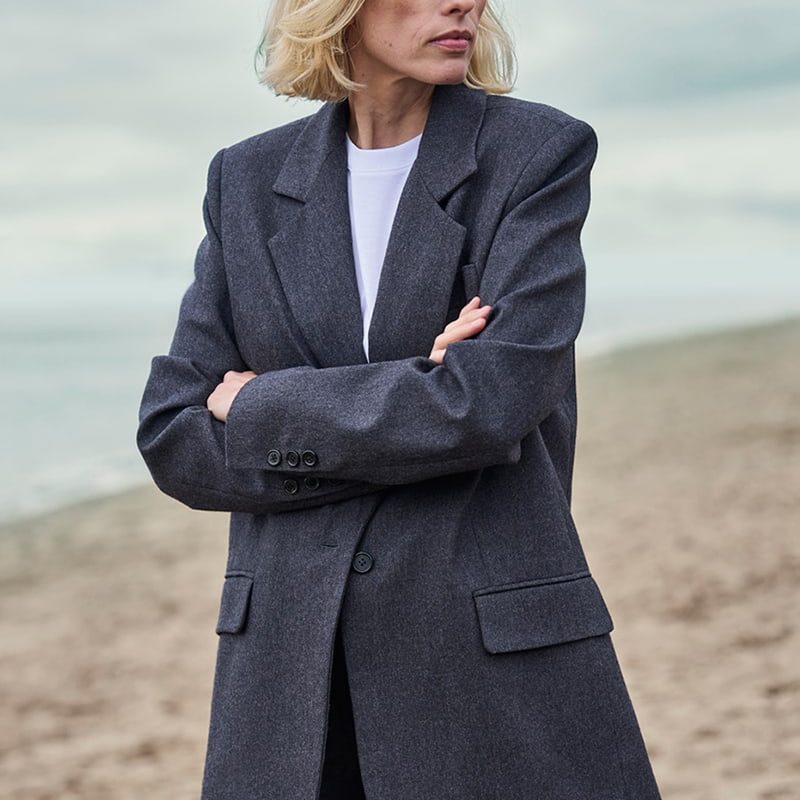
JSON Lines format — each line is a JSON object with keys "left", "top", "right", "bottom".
{"left": 318, "top": 619, "right": 367, "bottom": 800}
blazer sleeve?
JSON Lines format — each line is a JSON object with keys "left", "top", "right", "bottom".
{"left": 136, "top": 148, "right": 390, "bottom": 514}
{"left": 223, "top": 119, "right": 598, "bottom": 484}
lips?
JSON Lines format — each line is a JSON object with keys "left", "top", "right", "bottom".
{"left": 430, "top": 29, "right": 472, "bottom": 43}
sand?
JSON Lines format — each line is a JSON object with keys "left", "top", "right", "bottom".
{"left": 1, "top": 315, "right": 798, "bottom": 799}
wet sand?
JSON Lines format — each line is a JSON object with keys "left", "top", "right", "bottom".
{"left": 1, "top": 315, "right": 798, "bottom": 799}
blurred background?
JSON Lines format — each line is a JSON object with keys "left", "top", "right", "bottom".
{"left": 1, "top": 1, "right": 798, "bottom": 798}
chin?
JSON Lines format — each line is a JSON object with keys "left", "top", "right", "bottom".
{"left": 435, "top": 69, "right": 469, "bottom": 85}
{"left": 418, "top": 62, "right": 469, "bottom": 85}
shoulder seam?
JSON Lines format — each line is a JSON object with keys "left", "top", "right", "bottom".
{"left": 484, "top": 97, "right": 580, "bottom": 127}
{"left": 503, "top": 120, "right": 591, "bottom": 214}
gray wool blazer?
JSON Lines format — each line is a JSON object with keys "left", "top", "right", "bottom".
{"left": 137, "top": 81, "right": 662, "bottom": 800}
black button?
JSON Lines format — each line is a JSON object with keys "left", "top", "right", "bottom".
{"left": 282, "top": 478, "right": 299, "bottom": 494}
{"left": 302, "top": 449, "right": 318, "bottom": 467}
{"left": 352, "top": 551, "right": 373, "bottom": 573}
{"left": 267, "top": 449, "right": 281, "bottom": 467}
{"left": 286, "top": 450, "right": 300, "bottom": 467}
{"left": 303, "top": 476, "right": 320, "bottom": 490}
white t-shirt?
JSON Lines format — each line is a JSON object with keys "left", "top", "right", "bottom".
{"left": 346, "top": 130, "right": 423, "bottom": 361}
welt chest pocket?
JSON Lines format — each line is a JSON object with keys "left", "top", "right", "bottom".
{"left": 445, "top": 262, "right": 480, "bottom": 323}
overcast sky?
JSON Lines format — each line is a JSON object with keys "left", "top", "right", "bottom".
{"left": 2, "top": 0, "right": 798, "bottom": 287}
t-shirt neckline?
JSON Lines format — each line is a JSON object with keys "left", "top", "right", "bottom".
{"left": 346, "top": 130, "right": 423, "bottom": 172}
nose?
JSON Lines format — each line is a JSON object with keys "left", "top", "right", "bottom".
{"left": 441, "top": 0, "right": 476, "bottom": 15}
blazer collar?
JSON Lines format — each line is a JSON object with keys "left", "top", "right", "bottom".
{"left": 266, "top": 82, "right": 488, "bottom": 366}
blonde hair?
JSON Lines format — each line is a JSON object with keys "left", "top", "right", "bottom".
{"left": 254, "top": 0, "right": 517, "bottom": 101}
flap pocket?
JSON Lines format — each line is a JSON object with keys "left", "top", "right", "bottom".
{"left": 472, "top": 570, "right": 614, "bottom": 654}
{"left": 215, "top": 573, "right": 254, "bottom": 635}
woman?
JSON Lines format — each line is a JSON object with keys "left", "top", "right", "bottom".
{"left": 137, "top": 0, "right": 663, "bottom": 798}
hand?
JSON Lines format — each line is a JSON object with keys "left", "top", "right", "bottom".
{"left": 428, "top": 296, "right": 492, "bottom": 365}
{"left": 207, "top": 369, "right": 258, "bottom": 422}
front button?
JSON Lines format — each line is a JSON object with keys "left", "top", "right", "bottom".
{"left": 303, "top": 476, "right": 320, "bottom": 490}
{"left": 286, "top": 450, "right": 300, "bottom": 467}
{"left": 352, "top": 551, "right": 374, "bottom": 573}
{"left": 282, "top": 478, "right": 299, "bottom": 495}
{"left": 302, "top": 449, "right": 318, "bottom": 467}
{"left": 267, "top": 449, "right": 281, "bottom": 466}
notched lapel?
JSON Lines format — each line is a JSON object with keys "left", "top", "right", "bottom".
{"left": 266, "top": 82, "right": 488, "bottom": 367}
{"left": 365, "top": 167, "right": 467, "bottom": 363}
{"left": 268, "top": 141, "right": 367, "bottom": 368}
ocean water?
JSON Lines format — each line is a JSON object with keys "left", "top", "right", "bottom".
{"left": 2, "top": 1, "right": 799, "bottom": 524}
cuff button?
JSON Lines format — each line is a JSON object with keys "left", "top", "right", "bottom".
{"left": 282, "top": 478, "right": 299, "bottom": 494}
{"left": 286, "top": 450, "right": 300, "bottom": 467}
{"left": 267, "top": 449, "right": 282, "bottom": 466}
{"left": 302, "top": 449, "right": 318, "bottom": 467}
{"left": 303, "top": 476, "right": 320, "bottom": 490}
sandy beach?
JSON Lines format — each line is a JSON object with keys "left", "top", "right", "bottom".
{"left": 1, "top": 315, "right": 798, "bottom": 799}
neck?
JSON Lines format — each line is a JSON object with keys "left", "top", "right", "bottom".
{"left": 345, "top": 81, "right": 434, "bottom": 150}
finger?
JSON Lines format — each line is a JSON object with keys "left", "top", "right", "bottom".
{"left": 460, "top": 296, "right": 481, "bottom": 314}
{"left": 455, "top": 297, "right": 482, "bottom": 320}
{"left": 443, "top": 312, "right": 490, "bottom": 340}
{"left": 444, "top": 304, "right": 491, "bottom": 333}
{"left": 435, "top": 314, "right": 488, "bottom": 349}
{"left": 223, "top": 369, "right": 256, "bottom": 383}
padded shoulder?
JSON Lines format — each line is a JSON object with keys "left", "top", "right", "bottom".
{"left": 481, "top": 92, "right": 594, "bottom": 165}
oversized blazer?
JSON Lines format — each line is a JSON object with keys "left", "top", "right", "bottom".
{"left": 137, "top": 81, "right": 662, "bottom": 800}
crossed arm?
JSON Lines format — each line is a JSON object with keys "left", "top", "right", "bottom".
{"left": 136, "top": 119, "right": 598, "bottom": 513}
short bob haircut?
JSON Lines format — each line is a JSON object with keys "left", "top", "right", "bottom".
{"left": 255, "top": 0, "right": 517, "bottom": 102}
